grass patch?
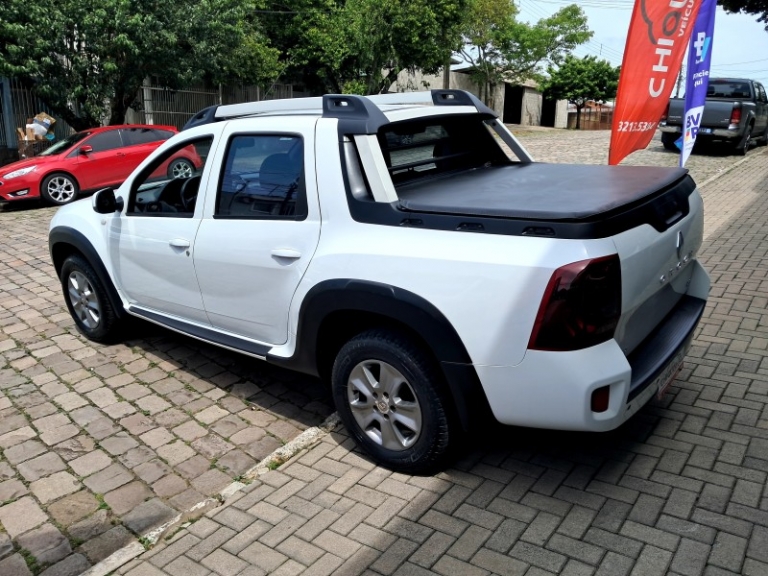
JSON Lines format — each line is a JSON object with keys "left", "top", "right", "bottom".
{"left": 266, "top": 456, "right": 287, "bottom": 471}
{"left": 20, "top": 549, "right": 41, "bottom": 575}
{"left": 95, "top": 494, "right": 111, "bottom": 510}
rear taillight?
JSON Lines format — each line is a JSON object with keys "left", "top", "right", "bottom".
{"left": 528, "top": 255, "right": 622, "bottom": 351}
{"left": 730, "top": 106, "right": 742, "bottom": 125}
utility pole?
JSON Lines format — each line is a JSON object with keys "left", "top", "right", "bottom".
{"left": 675, "top": 65, "right": 684, "bottom": 98}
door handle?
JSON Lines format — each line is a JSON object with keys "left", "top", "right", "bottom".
{"left": 271, "top": 248, "right": 302, "bottom": 259}
{"left": 169, "top": 238, "right": 190, "bottom": 248}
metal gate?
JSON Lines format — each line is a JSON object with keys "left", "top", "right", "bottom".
{"left": 135, "top": 83, "right": 298, "bottom": 130}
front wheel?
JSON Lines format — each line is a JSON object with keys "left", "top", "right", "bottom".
{"left": 60, "top": 255, "right": 122, "bottom": 343}
{"left": 332, "top": 329, "right": 455, "bottom": 473}
{"left": 758, "top": 125, "right": 768, "bottom": 147}
{"left": 41, "top": 173, "right": 79, "bottom": 205}
{"left": 661, "top": 133, "right": 679, "bottom": 152}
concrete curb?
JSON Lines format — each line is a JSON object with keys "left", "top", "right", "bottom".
{"left": 696, "top": 151, "right": 756, "bottom": 190}
{"left": 79, "top": 412, "right": 341, "bottom": 576}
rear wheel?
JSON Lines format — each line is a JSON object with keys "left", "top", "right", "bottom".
{"left": 60, "top": 255, "right": 122, "bottom": 342}
{"left": 332, "top": 329, "right": 455, "bottom": 473}
{"left": 41, "top": 173, "right": 79, "bottom": 205}
{"left": 735, "top": 123, "right": 753, "bottom": 156}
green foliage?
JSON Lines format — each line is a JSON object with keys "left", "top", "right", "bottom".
{"left": 718, "top": 0, "right": 768, "bottom": 28}
{"left": 540, "top": 54, "right": 620, "bottom": 129}
{"left": 459, "top": 1, "right": 593, "bottom": 105}
{"left": 0, "top": 0, "right": 280, "bottom": 128}
{"left": 269, "top": 0, "right": 467, "bottom": 95}
{"left": 0, "top": 0, "right": 598, "bottom": 126}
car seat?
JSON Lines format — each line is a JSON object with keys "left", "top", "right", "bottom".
{"left": 259, "top": 153, "right": 302, "bottom": 215}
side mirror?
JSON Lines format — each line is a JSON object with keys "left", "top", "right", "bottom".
{"left": 79, "top": 145, "right": 93, "bottom": 155}
{"left": 92, "top": 188, "right": 124, "bottom": 214}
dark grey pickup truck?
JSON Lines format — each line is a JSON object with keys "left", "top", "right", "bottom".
{"left": 659, "top": 78, "right": 768, "bottom": 155}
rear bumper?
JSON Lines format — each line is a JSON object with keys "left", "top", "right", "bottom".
{"left": 477, "top": 261, "right": 709, "bottom": 431}
{"left": 659, "top": 125, "right": 741, "bottom": 140}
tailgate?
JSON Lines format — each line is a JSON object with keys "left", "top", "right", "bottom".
{"left": 611, "top": 189, "right": 705, "bottom": 357}
{"left": 667, "top": 99, "right": 685, "bottom": 126}
{"left": 668, "top": 100, "right": 734, "bottom": 129}
{"left": 701, "top": 100, "right": 736, "bottom": 129}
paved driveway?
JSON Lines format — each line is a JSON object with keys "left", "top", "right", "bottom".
{"left": 1, "top": 131, "right": 766, "bottom": 576}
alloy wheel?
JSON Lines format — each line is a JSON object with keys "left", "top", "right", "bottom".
{"left": 347, "top": 360, "right": 423, "bottom": 451}
{"left": 47, "top": 176, "right": 76, "bottom": 203}
{"left": 67, "top": 271, "right": 101, "bottom": 330}
{"left": 171, "top": 161, "right": 193, "bottom": 179}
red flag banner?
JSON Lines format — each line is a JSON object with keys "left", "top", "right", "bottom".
{"left": 609, "top": 0, "right": 703, "bottom": 165}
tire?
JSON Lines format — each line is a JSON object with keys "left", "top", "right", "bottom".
{"left": 167, "top": 158, "right": 194, "bottom": 179}
{"left": 735, "top": 123, "right": 753, "bottom": 156}
{"left": 758, "top": 125, "right": 768, "bottom": 147}
{"left": 41, "top": 172, "right": 79, "bottom": 205}
{"left": 331, "top": 329, "right": 455, "bottom": 474}
{"left": 661, "top": 133, "right": 678, "bottom": 152}
{"left": 60, "top": 254, "right": 122, "bottom": 343}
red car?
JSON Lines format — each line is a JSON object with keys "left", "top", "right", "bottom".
{"left": 0, "top": 124, "right": 199, "bottom": 205}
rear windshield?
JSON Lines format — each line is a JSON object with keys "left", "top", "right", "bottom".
{"left": 707, "top": 81, "right": 752, "bottom": 99}
{"left": 377, "top": 115, "right": 510, "bottom": 186}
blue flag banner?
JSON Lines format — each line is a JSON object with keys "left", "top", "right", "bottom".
{"left": 680, "top": 0, "right": 717, "bottom": 167}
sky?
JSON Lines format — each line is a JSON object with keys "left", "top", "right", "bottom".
{"left": 515, "top": 0, "right": 768, "bottom": 93}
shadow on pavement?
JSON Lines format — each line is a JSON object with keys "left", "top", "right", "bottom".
{"left": 122, "top": 321, "right": 333, "bottom": 430}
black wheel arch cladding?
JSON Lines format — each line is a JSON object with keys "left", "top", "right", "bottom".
{"left": 268, "top": 279, "right": 494, "bottom": 431}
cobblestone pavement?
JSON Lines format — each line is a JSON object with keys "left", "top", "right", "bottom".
{"left": 0, "top": 212, "right": 333, "bottom": 573}
{"left": 1, "top": 132, "right": 766, "bottom": 576}
{"left": 515, "top": 128, "right": 743, "bottom": 186}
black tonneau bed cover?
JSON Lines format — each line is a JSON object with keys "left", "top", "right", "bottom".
{"left": 397, "top": 163, "right": 690, "bottom": 222}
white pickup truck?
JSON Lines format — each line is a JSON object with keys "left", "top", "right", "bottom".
{"left": 49, "top": 90, "right": 709, "bottom": 472}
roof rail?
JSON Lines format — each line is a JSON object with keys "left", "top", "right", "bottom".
{"left": 182, "top": 90, "right": 496, "bottom": 134}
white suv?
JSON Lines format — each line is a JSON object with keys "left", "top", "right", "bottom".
{"left": 49, "top": 90, "right": 709, "bottom": 472}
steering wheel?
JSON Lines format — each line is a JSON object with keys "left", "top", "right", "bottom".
{"left": 180, "top": 177, "right": 200, "bottom": 212}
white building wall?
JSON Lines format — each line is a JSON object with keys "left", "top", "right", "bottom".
{"left": 391, "top": 68, "right": 567, "bottom": 128}
{"left": 521, "top": 87, "right": 542, "bottom": 126}
{"left": 390, "top": 69, "right": 505, "bottom": 118}
{"left": 554, "top": 99, "right": 568, "bottom": 129}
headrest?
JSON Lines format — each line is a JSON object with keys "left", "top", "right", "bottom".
{"left": 260, "top": 154, "right": 301, "bottom": 188}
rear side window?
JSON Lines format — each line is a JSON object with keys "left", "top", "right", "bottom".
{"left": 757, "top": 84, "right": 767, "bottom": 103}
{"left": 377, "top": 116, "right": 510, "bottom": 186}
{"left": 122, "top": 127, "right": 174, "bottom": 146}
{"left": 87, "top": 130, "right": 123, "bottom": 152}
{"left": 215, "top": 134, "right": 306, "bottom": 220}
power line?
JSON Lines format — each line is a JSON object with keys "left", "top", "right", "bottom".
{"left": 712, "top": 57, "right": 768, "bottom": 67}
{"left": 516, "top": 0, "right": 626, "bottom": 66}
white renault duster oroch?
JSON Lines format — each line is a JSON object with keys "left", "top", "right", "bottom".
{"left": 49, "top": 90, "right": 710, "bottom": 472}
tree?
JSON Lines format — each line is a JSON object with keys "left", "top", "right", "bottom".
{"left": 718, "top": 0, "right": 768, "bottom": 28}
{"left": 459, "top": 2, "right": 593, "bottom": 106}
{"left": 283, "top": 0, "right": 467, "bottom": 95}
{"left": 0, "top": 0, "right": 280, "bottom": 129}
{"left": 541, "top": 55, "right": 619, "bottom": 129}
